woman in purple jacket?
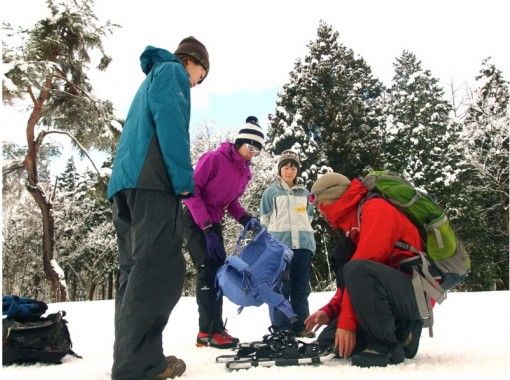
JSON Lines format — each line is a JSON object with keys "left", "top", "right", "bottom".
{"left": 183, "top": 116, "right": 264, "bottom": 348}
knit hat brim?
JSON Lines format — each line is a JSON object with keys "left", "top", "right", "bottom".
{"left": 310, "top": 173, "right": 351, "bottom": 204}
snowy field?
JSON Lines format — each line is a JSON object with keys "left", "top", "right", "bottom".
{"left": 2, "top": 291, "right": 510, "bottom": 379}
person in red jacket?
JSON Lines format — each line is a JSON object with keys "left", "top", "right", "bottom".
{"left": 304, "top": 172, "right": 424, "bottom": 368}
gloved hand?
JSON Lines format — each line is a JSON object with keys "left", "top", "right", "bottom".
{"left": 204, "top": 230, "right": 226, "bottom": 262}
{"left": 239, "top": 215, "right": 262, "bottom": 232}
{"left": 246, "top": 218, "right": 262, "bottom": 232}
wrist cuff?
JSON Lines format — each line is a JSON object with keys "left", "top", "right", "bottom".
{"left": 202, "top": 220, "right": 212, "bottom": 231}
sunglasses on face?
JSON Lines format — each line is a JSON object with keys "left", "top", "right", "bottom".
{"left": 308, "top": 183, "right": 340, "bottom": 204}
{"left": 245, "top": 144, "right": 260, "bottom": 156}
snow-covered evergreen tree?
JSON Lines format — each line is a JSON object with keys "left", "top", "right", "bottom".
{"left": 2, "top": 190, "right": 46, "bottom": 299}
{"left": 266, "top": 21, "right": 384, "bottom": 289}
{"left": 462, "top": 58, "right": 509, "bottom": 218}
{"left": 54, "top": 165, "right": 117, "bottom": 300}
{"left": 267, "top": 21, "right": 384, "bottom": 186}
{"left": 454, "top": 58, "right": 509, "bottom": 290}
{"left": 58, "top": 157, "right": 79, "bottom": 192}
{"left": 383, "top": 50, "right": 460, "bottom": 198}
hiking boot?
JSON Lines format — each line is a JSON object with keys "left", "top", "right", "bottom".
{"left": 152, "top": 356, "right": 186, "bottom": 379}
{"left": 351, "top": 343, "right": 405, "bottom": 368}
{"left": 402, "top": 320, "right": 423, "bottom": 359}
{"left": 196, "top": 330, "right": 239, "bottom": 349}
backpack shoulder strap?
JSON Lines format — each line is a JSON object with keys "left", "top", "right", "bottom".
{"left": 355, "top": 192, "right": 382, "bottom": 231}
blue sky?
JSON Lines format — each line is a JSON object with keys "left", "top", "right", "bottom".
{"left": 2, "top": 0, "right": 509, "bottom": 174}
{"left": 190, "top": 88, "right": 279, "bottom": 136}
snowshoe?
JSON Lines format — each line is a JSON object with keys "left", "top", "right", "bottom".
{"left": 216, "top": 325, "right": 296, "bottom": 363}
{"left": 216, "top": 325, "right": 336, "bottom": 369}
{"left": 226, "top": 344, "right": 336, "bottom": 369}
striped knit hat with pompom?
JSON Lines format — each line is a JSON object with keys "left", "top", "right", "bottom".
{"left": 234, "top": 116, "right": 264, "bottom": 150}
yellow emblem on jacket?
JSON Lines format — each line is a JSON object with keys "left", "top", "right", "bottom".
{"left": 294, "top": 205, "right": 307, "bottom": 213}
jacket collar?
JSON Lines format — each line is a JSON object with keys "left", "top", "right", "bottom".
{"left": 277, "top": 176, "right": 304, "bottom": 191}
{"left": 218, "top": 142, "right": 250, "bottom": 166}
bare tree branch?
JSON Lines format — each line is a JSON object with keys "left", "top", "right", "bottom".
{"left": 37, "top": 130, "right": 101, "bottom": 175}
{"left": 2, "top": 159, "right": 25, "bottom": 177}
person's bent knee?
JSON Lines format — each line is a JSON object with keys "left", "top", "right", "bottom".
{"left": 344, "top": 260, "right": 372, "bottom": 286}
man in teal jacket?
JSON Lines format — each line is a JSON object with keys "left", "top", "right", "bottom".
{"left": 107, "top": 37, "right": 208, "bottom": 380}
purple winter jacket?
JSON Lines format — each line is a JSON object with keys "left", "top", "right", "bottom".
{"left": 184, "top": 142, "right": 251, "bottom": 229}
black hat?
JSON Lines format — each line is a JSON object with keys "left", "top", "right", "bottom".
{"left": 234, "top": 116, "right": 264, "bottom": 150}
{"left": 175, "top": 36, "right": 209, "bottom": 81}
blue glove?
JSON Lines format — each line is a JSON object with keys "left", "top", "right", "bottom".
{"left": 204, "top": 230, "right": 226, "bottom": 262}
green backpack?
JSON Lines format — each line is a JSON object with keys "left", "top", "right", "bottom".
{"left": 359, "top": 171, "right": 470, "bottom": 321}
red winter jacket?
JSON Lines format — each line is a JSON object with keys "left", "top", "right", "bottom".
{"left": 319, "top": 179, "right": 423, "bottom": 332}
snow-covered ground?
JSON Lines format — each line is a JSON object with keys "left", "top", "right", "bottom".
{"left": 2, "top": 291, "right": 510, "bottom": 379}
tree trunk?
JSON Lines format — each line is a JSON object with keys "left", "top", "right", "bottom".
{"left": 70, "top": 273, "right": 77, "bottom": 301}
{"left": 24, "top": 84, "right": 68, "bottom": 302}
{"left": 88, "top": 283, "right": 96, "bottom": 301}
{"left": 107, "top": 272, "right": 113, "bottom": 299}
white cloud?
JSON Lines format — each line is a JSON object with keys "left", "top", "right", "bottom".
{"left": 2, "top": 0, "right": 509, "bottom": 133}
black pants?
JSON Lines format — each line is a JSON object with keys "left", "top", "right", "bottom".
{"left": 344, "top": 260, "right": 421, "bottom": 347}
{"left": 111, "top": 189, "right": 185, "bottom": 380}
{"left": 182, "top": 206, "right": 225, "bottom": 333}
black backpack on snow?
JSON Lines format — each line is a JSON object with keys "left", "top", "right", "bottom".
{"left": 2, "top": 310, "right": 81, "bottom": 365}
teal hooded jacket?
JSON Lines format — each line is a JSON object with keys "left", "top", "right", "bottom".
{"left": 107, "top": 46, "right": 194, "bottom": 200}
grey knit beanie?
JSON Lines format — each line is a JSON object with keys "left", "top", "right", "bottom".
{"left": 309, "top": 172, "right": 351, "bottom": 205}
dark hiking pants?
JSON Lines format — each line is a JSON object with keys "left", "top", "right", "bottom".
{"left": 111, "top": 189, "right": 185, "bottom": 380}
{"left": 344, "top": 260, "right": 421, "bottom": 348}
{"left": 182, "top": 206, "right": 225, "bottom": 333}
{"left": 271, "top": 249, "right": 312, "bottom": 333}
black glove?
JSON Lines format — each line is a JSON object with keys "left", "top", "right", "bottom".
{"left": 239, "top": 214, "right": 262, "bottom": 232}
{"left": 239, "top": 214, "right": 253, "bottom": 227}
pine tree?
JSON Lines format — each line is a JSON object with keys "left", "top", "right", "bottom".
{"left": 383, "top": 50, "right": 460, "bottom": 198}
{"left": 267, "top": 21, "right": 385, "bottom": 186}
{"left": 2, "top": 0, "right": 117, "bottom": 300}
{"left": 455, "top": 58, "right": 509, "bottom": 290}
{"left": 266, "top": 21, "right": 384, "bottom": 289}
{"left": 58, "top": 157, "right": 79, "bottom": 192}
{"left": 53, "top": 167, "right": 117, "bottom": 300}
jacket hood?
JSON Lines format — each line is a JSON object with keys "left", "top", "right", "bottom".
{"left": 218, "top": 142, "right": 249, "bottom": 165}
{"left": 319, "top": 179, "right": 368, "bottom": 232}
{"left": 140, "top": 46, "right": 180, "bottom": 75}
